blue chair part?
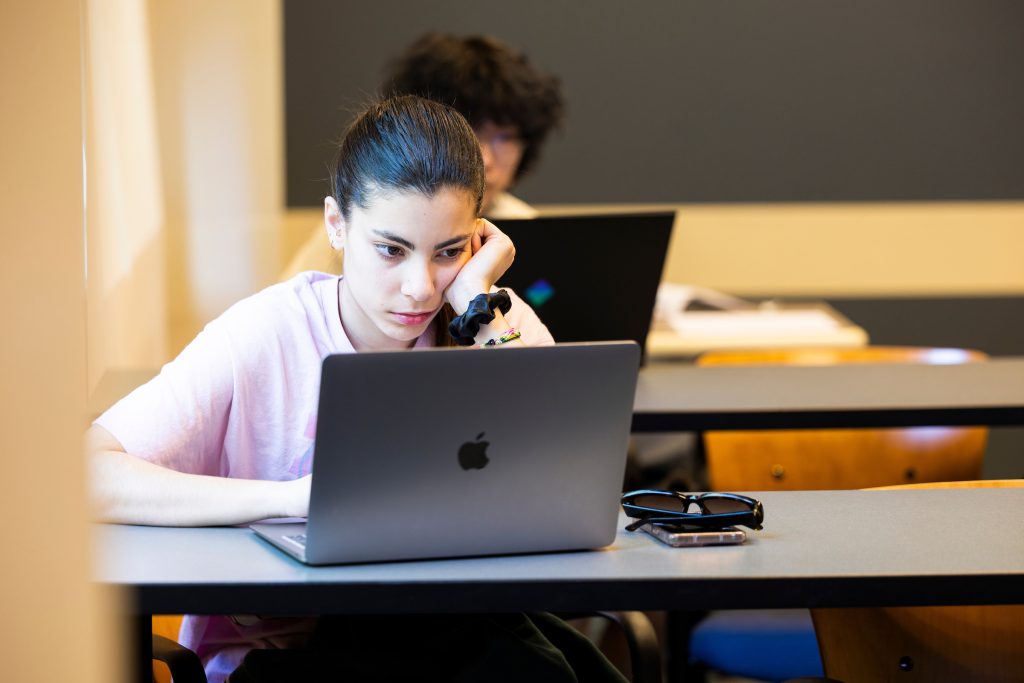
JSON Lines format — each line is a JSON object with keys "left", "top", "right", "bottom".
{"left": 689, "top": 609, "right": 824, "bottom": 682}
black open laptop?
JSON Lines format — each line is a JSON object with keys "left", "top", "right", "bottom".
{"left": 495, "top": 212, "right": 675, "bottom": 358}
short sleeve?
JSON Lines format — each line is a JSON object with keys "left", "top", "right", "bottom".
{"left": 94, "top": 319, "right": 235, "bottom": 476}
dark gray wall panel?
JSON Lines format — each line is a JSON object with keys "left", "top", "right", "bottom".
{"left": 285, "top": 0, "right": 1024, "bottom": 206}
{"left": 826, "top": 297, "right": 1024, "bottom": 357}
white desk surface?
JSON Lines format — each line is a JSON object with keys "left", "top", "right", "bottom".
{"left": 97, "top": 488, "right": 1024, "bottom": 615}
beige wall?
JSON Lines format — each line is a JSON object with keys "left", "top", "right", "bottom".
{"left": 86, "top": 0, "right": 285, "bottom": 379}
{"left": 0, "top": 1, "right": 121, "bottom": 681}
{"left": 148, "top": 0, "right": 285, "bottom": 353}
{"left": 84, "top": 0, "right": 168, "bottom": 391}
{"left": 662, "top": 202, "right": 1024, "bottom": 297}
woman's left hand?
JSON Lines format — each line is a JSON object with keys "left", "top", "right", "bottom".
{"left": 445, "top": 219, "right": 516, "bottom": 314}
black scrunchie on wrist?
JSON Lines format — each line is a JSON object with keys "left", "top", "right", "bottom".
{"left": 448, "top": 289, "right": 512, "bottom": 346}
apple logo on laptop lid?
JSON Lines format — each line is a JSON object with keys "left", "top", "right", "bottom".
{"left": 458, "top": 432, "right": 490, "bottom": 470}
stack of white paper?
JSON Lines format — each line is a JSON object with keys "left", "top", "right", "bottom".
{"left": 666, "top": 309, "right": 840, "bottom": 338}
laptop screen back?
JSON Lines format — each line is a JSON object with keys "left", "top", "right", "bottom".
{"left": 495, "top": 212, "right": 674, "bottom": 354}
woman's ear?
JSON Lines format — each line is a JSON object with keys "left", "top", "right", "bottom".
{"left": 324, "top": 196, "right": 346, "bottom": 251}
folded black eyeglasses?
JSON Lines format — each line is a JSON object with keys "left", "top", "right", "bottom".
{"left": 621, "top": 490, "right": 765, "bottom": 532}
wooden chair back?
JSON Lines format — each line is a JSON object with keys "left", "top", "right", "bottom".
{"left": 811, "top": 480, "right": 1024, "bottom": 682}
{"left": 696, "top": 347, "right": 989, "bottom": 491}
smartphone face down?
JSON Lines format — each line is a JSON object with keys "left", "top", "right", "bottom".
{"left": 641, "top": 524, "right": 746, "bottom": 547}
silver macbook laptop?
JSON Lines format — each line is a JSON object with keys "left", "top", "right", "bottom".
{"left": 251, "top": 341, "right": 640, "bottom": 565}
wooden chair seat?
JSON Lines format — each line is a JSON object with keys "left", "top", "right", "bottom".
{"left": 697, "top": 347, "right": 988, "bottom": 491}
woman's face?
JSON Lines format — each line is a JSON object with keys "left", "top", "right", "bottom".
{"left": 325, "top": 187, "right": 478, "bottom": 351}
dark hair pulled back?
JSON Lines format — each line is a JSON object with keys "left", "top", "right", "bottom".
{"left": 330, "top": 95, "right": 485, "bottom": 220}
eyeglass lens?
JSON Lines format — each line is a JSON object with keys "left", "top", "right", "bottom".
{"left": 631, "top": 494, "right": 688, "bottom": 512}
{"left": 701, "top": 497, "right": 751, "bottom": 515}
{"left": 631, "top": 493, "right": 751, "bottom": 515}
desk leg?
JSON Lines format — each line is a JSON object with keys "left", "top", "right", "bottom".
{"left": 666, "top": 610, "right": 708, "bottom": 683}
{"left": 131, "top": 614, "right": 152, "bottom": 683}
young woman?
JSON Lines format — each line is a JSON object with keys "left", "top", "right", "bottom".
{"left": 89, "top": 96, "right": 622, "bottom": 682}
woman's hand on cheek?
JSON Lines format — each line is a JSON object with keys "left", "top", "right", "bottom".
{"left": 445, "top": 219, "right": 516, "bottom": 315}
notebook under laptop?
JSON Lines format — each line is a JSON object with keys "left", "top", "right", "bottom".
{"left": 251, "top": 341, "right": 640, "bottom": 565}
{"left": 495, "top": 212, "right": 675, "bottom": 358}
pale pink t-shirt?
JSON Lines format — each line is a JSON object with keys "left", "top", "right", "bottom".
{"left": 95, "top": 272, "right": 554, "bottom": 682}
